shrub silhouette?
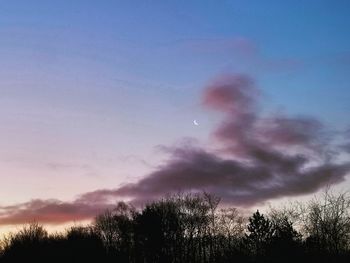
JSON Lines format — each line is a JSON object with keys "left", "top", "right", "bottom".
{"left": 65, "top": 226, "right": 106, "bottom": 261}
{"left": 1, "top": 223, "right": 49, "bottom": 262}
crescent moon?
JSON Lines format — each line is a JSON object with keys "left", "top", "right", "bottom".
{"left": 193, "top": 120, "right": 199, "bottom": 126}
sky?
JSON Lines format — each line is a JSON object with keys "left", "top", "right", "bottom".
{"left": 0, "top": 1, "right": 350, "bottom": 232}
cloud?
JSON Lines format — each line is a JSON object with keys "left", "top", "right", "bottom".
{"left": 1, "top": 73, "right": 349, "bottom": 225}
{"left": 76, "top": 73, "right": 350, "bottom": 206}
{"left": 178, "top": 37, "right": 304, "bottom": 73}
{"left": 47, "top": 162, "right": 92, "bottom": 171}
{"left": 341, "top": 143, "right": 350, "bottom": 154}
{"left": 76, "top": 147, "right": 349, "bottom": 207}
{"left": 0, "top": 199, "right": 113, "bottom": 225}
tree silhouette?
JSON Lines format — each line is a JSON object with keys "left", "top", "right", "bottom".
{"left": 302, "top": 190, "right": 350, "bottom": 262}
{"left": 65, "top": 226, "right": 105, "bottom": 261}
{"left": 95, "top": 202, "right": 135, "bottom": 262}
{"left": 1, "top": 191, "right": 350, "bottom": 263}
{"left": 133, "top": 198, "right": 184, "bottom": 263}
{"left": 268, "top": 215, "right": 302, "bottom": 263}
{"left": 245, "top": 210, "right": 273, "bottom": 260}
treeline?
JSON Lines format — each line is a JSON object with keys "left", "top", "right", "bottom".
{"left": 0, "top": 191, "right": 350, "bottom": 263}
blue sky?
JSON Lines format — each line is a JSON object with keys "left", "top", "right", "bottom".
{"left": 1, "top": 1, "right": 349, "bottom": 121}
{"left": 0, "top": 1, "right": 349, "bottom": 229}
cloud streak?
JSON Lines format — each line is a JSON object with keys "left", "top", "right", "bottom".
{"left": 0, "top": 199, "right": 113, "bottom": 225}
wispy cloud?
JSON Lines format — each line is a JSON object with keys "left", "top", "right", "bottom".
{"left": 175, "top": 37, "right": 304, "bottom": 73}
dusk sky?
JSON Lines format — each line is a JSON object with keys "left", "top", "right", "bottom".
{"left": 1, "top": 1, "right": 350, "bottom": 231}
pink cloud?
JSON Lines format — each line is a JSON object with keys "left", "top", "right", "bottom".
{"left": 0, "top": 199, "right": 113, "bottom": 225}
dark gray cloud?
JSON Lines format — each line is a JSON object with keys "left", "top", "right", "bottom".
{"left": 78, "top": 147, "right": 349, "bottom": 207}
{"left": 77, "top": 73, "right": 350, "bottom": 206}
{"left": 1, "top": 73, "right": 349, "bottom": 225}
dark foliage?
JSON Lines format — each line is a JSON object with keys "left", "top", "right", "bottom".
{"left": 1, "top": 192, "right": 350, "bottom": 263}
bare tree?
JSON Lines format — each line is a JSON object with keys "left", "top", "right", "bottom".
{"left": 218, "top": 208, "right": 245, "bottom": 248}
{"left": 94, "top": 201, "right": 135, "bottom": 260}
{"left": 302, "top": 189, "right": 350, "bottom": 254}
